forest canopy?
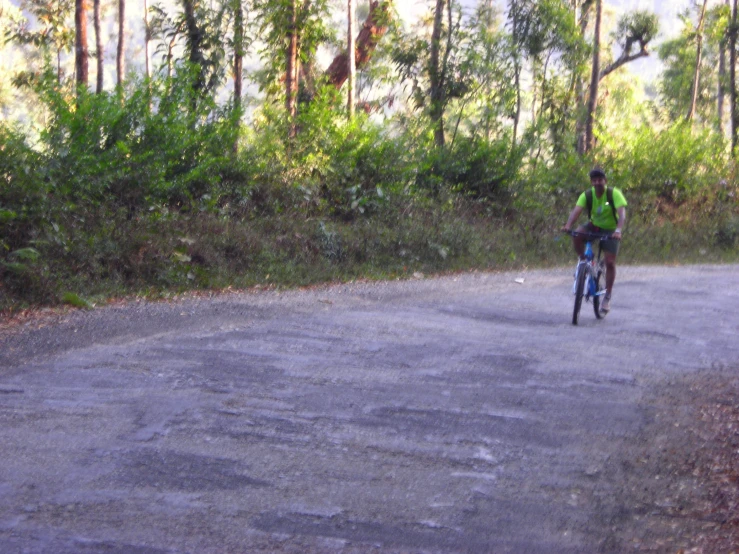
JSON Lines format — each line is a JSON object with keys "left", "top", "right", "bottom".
{"left": 0, "top": 0, "right": 737, "bottom": 309}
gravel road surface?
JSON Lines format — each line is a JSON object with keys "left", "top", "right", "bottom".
{"left": 0, "top": 264, "right": 737, "bottom": 553}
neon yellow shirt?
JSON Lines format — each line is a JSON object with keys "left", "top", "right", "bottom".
{"left": 576, "top": 187, "right": 627, "bottom": 230}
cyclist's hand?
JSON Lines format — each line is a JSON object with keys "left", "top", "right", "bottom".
{"left": 561, "top": 225, "right": 571, "bottom": 233}
{"left": 612, "top": 230, "right": 622, "bottom": 240}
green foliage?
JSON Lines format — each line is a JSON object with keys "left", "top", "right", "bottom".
{"left": 0, "top": 123, "right": 47, "bottom": 254}
{"left": 251, "top": 0, "right": 333, "bottom": 98}
{"left": 1, "top": 3, "right": 738, "bottom": 311}
{"left": 509, "top": 0, "right": 588, "bottom": 71}
{"left": 33, "top": 67, "right": 236, "bottom": 211}
{"left": 234, "top": 91, "right": 411, "bottom": 218}
{"left": 61, "top": 292, "right": 93, "bottom": 309}
{"left": 415, "top": 135, "right": 521, "bottom": 201}
{"left": 614, "top": 10, "right": 660, "bottom": 50}
{"left": 600, "top": 121, "right": 728, "bottom": 199}
{"left": 658, "top": 6, "right": 725, "bottom": 125}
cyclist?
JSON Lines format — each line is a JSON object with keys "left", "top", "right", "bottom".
{"left": 562, "top": 167, "right": 627, "bottom": 314}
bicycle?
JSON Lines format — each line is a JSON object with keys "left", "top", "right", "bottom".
{"left": 564, "top": 230, "right": 613, "bottom": 325}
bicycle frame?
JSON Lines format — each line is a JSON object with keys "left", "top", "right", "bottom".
{"left": 576, "top": 241, "right": 606, "bottom": 300}
{"left": 567, "top": 230, "right": 612, "bottom": 324}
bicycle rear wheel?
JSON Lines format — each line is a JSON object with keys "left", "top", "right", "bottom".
{"left": 572, "top": 264, "right": 587, "bottom": 325}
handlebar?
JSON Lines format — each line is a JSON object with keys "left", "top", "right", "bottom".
{"left": 563, "top": 229, "right": 617, "bottom": 241}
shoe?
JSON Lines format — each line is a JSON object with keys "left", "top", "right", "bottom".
{"left": 600, "top": 294, "right": 611, "bottom": 314}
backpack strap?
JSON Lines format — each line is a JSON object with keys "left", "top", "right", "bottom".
{"left": 585, "top": 187, "right": 618, "bottom": 223}
{"left": 607, "top": 187, "right": 618, "bottom": 223}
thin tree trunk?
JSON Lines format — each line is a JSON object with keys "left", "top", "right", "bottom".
{"left": 510, "top": 0, "right": 521, "bottom": 148}
{"left": 94, "top": 0, "right": 103, "bottom": 93}
{"left": 732, "top": 0, "right": 738, "bottom": 153}
{"left": 719, "top": 11, "right": 727, "bottom": 132}
{"left": 144, "top": 0, "right": 151, "bottom": 80}
{"left": 117, "top": 0, "right": 125, "bottom": 87}
{"left": 234, "top": 0, "right": 244, "bottom": 111}
{"left": 75, "top": 0, "right": 89, "bottom": 89}
{"left": 584, "top": 0, "right": 601, "bottom": 153}
{"left": 483, "top": 0, "right": 493, "bottom": 142}
{"left": 286, "top": 0, "right": 298, "bottom": 136}
{"left": 232, "top": 0, "right": 244, "bottom": 153}
{"left": 575, "top": 0, "right": 593, "bottom": 154}
{"left": 430, "top": 0, "right": 445, "bottom": 148}
{"left": 687, "top": 0, "right": 709, "bottom": 122}
{"left": 347, "top": 0, "right": 355, "bottom": 119}
{"left": 719, "top": 0, "right": 730, "bottom": 134}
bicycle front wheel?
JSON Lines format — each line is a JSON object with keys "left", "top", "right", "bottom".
{"left": 593, "top": 266, "right": 603, "bottom": 319}
{"left": 572, "top": 264, "right": 587, "bottom": 325}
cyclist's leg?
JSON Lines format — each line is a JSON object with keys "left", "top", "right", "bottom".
{"left": 604, "top": 252, "right": 616, "bottom": 295}
{"left": 600, "top": 237, "right": 620, "bottom": 295}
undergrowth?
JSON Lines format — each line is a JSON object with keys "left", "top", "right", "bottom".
{"left": 1, "top": 78, "right": 738, "bottom": 312}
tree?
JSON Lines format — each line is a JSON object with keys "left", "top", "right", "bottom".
{"left": 580, "top": 5, "right": 658, "bottom": 153}
{"left": 149, "top": 1, "right": 228, "bottom": 97}
{"left": 347, "top": 0, "right": 356, "bottom": 119}
{"left": 429, "top": 0, "right": 447, "bottom": 146}
{"left": 687, "top": 0, "right": 709, "bottom": 122}
{"left": 252, "top": 0, "right": 332, "bottom": 128}
{"left": 583, "top": 0, "right": 601, "bottom": 153}
{"left": 719, "top": 0, "right": 729, "bottom": 131}
{"left": 94, "top": 0, "right": 103, "bottom": 92}
{"left": 232, "top": 0, "right": 245, "bottom": 111}
{"left": 507, "top": 0, "right": 588, "bottom": 150}
{"left": 117, "top": 0, "right": 126, "bottom": 87}
{"left": 75, "top": 0, "right": 89, "bottom": 88}
{"left": 6, "top": 0, "right": 75, "bottom": 85}
{"left": 391, "top": 0, "right": 473, "bottom": 148}
{"left": 324, "top": 0, "right": 391, "bottom": 89}
{"left": 144, "top": 0, "right": 152, "bottom": 80}
{"left": 659, "top": 6, "right": 727, "bottom": 126}
{"left": 731, "top": 0, "right": 738, "bottom": 152}
{"left": 286, "top": 0, "right": 298, "bottom": 123}
{"left": 465, "top": 0, "right": 516, "bottom": 143}
{"left": 600, "top": 10, "right": 659, "bottom": 80}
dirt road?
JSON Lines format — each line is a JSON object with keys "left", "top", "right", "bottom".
{"left": 0, "top": 265, "right": 737, "bottom": 553}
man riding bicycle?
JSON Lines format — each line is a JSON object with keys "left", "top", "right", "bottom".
{"left": 562, "top": 167, "right": 627, "bottom": 314}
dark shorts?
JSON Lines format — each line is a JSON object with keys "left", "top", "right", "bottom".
{"left": 578, "top": 222, "right": 621, "bottom": 256}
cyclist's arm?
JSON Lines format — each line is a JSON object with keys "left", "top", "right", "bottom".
{"left": 613, "top": 206, "right": 626, "bottom": 239}
{"left": 562, "top": 205, "right": 584, "bottom": 232}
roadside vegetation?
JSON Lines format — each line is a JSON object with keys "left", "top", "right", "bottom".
{"left": 1, "top": 80, "right": 736, "bottom": 313}
{"left": 1, "top": 1, "right": 738, "bottom": 313}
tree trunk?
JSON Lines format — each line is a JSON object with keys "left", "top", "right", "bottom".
{"left": 94, "top": 0, "right": 103, "bottom": 93}
{"left": 483, "top": 0, "right": 494, "bottom": 142}
{"left": 234, "top": 0, "right": 244, "bottom": 111}
{"left": 575, "top": 0, "right": 593, "bottom": 154}
{"left": 584, "top": 0, "right": 601, "bottom": 153}
{"left": 117, "top": 0, "right": 125, "bottom": 87}
{"left": 687, "top": 0, "right": 709, "bottom": 122}
{"left": 719, "top": 0, "right": 729, "bottom": 134}
{"left": 75, "top": 0, "right": 89, "bottom": 89}
{"left": 286, "top": 0, "right": 298, "bottom": 135}
{"left": 347, "top": 0, "right": 356, "bottom": 119}
{"left": 429, "top": 0, "right": 446, "bottom": 148}
{"left": 325, "top": 1, "right": 391, "bottom": 89}
{"left": 144, "top": 0, "right": 151, "bottom": 80}
{"left": 184, "top": 0, "right": 206, "bottom": 94}
{"left": 732, "top": 0, "right": 738, "bottom": 153}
